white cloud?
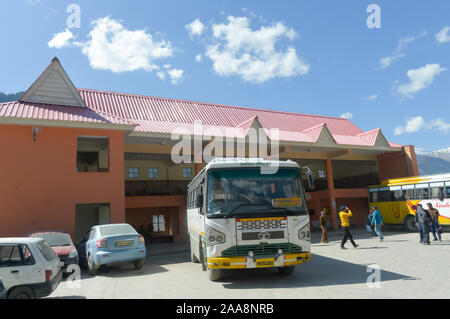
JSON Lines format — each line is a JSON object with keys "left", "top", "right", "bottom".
{"left": 195, "top": 54, "right": 202, "bottom": 62}
{"left": 48, "top": 29, "right": 74, "bottom": 48}
{"left": 167, "top": 69, "right": 184, "bottom": 84}
{"left": 394, "top": 116, "right": 426, "bottom": 135}
{"left": 436, "top": 26, "right": 450, "bottom": 44}
{"left": 204, "top": 16, "right": 309, "bottom": 83}
{"left": 379, "top": 31, "right": 426, "bottom": 69}
{"left": 80, "top": 17, "right": 174, "bottom": 73}
{"left": 366, "top": 94, "right": 378, "bottom": 101}
{"left": 340, "top": 112, "right": 353, "bottom": 120}
{"left": 156, "top": 71, "right": 166, "bottom": 80}
{"left": 394, "top": 116, "right": 450, "bottom": 135}
{"left": 25, "top": 0, "right": 42, "bottom": 5}
{"left": 186, "top": 19, "right": 205, "bottom": 37}
{"left": 395, "top": 64, "right": 446, "bottom": 99}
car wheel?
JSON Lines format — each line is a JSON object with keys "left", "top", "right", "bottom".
{"left": 277, "top": 266, "right": 295, "bottom": 276}
{"left": 404, "top": 215, "right": 417, "bottom": 232}
{"left": 87, "top": 254, "right": 98, "bottom": 276}
{"left": 8, "top": 286, "right": 36, "bottom": 299}
{"left": 134, "top": 259, "right": 145, "bottom": 270}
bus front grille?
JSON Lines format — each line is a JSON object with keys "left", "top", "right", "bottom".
{"left": 221, "top": 243, "right": 302, "bottom": 257}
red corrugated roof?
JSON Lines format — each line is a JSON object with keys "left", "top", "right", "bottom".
{"left": 0, "top": 88, "right": 403, "bottom": 148}
{"left": 0, "top": 101, "right": 134, "bottom": 127}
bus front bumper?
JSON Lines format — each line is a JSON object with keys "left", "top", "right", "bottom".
{"left": 207, "top": 252, "right": 311, "bottom": 270}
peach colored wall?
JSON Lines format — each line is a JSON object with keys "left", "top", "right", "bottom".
{"left": 377, "top": 145, "right": 419, "bottom": 182}
{"left": 0, "top": 124, "right": 126, "bottom": 238}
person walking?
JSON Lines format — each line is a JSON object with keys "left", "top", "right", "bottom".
{"left": 339, "top": 206, "right": 359, "bottom": 249}
{"left": 427, "top": 203, "right": 442, "bottom": 242}
{"left": 415, "top": 204, "right": 432, "bottom": 245}
{"left": 319, "top": 210, "right": 329, "bottom": 244}
{"left": 367, "top": 209, "right": 377, "bottom": 236}
{"left": 371, "top": 206, "right": 384, "bottom": 241}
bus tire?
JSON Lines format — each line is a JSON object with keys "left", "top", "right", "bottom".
{"left": 191, "top": 251, "right": 200, "bottom": 263}
{"left": 404, "top": 215, "right": 417, "bottom": 232}
{"left": 207, "top": 268, "right": 222, "bottom": 281}
{"left": 277, "top": 266, "right": 295, "bottom": 275}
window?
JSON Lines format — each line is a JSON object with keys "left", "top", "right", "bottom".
{"left": 152, "top": 215, "right": 165, "bottom": 232}
{"left": 0, "top": 245, "right": 35, "bottom": 267}
{"left": 77, "top": 137, "right": 109, "bottom": 172}
{"left": 402, "top": 185, "right": 415, "bottom": 200}
{"left": 148, "top": 168, "right": 159, "bottom": 178}
{"left": 36, "top": 240, "right": 57, "bottom": 262}
{"left": 128, "top": 168, "right": 139, "bottom": 178}
{"left": 390, "top": 186, "right": 403, "bottom": 201}
{"left": 0, "top": 245, "right": 22, "bottom": 267}
{"left": 318, "top": 170, "right": 325, "bottom": 179}
{"left": 430, "top": 182, "right": 445, "bottom": 200}
{"left": 183, "top": 168, "right": 192, "bottom": 178}
{"left": 415, "top": 184, "right": 430, "bottom": 200}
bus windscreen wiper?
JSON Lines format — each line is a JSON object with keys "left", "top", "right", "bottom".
{"left": 223, "top": 202, "right": 273, "bottom": 219}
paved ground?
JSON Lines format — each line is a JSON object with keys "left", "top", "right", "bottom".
{"left": 47, "top": 229, "right": 450, "bottom": 299}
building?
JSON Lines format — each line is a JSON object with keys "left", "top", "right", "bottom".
{"left": 0, "top": 58, "right": 419, "bottom": 243}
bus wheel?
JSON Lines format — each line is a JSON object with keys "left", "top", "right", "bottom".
{"left": 207, "top": 268, "right": 222, "bottom": 281}
{"left": 191, "top": 251, "right": 200, "bottom": 263}
{"left": 404, "top": 215, "right": 417, "bottom": 232}
{"left": 277, "top": 266, "right": 295, "bottom": 275}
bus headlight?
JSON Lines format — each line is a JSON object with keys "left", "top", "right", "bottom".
{"left": 206, "top": 226, "right": 226, "bottom": 246}
{"left": 298, "top": 225, "right": 311, "bottom": 240}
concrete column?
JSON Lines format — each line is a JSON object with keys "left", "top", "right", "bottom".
{"left": 195, "top": 162, "right": 202, "bottom": 175}
{"left": 326, "top": 159, "right": 339, "bottom": 230}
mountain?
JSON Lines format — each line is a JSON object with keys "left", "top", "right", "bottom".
{"left": 0, "top": 91, "right": 23, "bottom": 103}
{"left": 417, "top": 154, "right": 450, "bottom": 175}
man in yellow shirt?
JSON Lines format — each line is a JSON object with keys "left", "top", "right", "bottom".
{"left": 339, "top": 206, "right": 359, "bottom": 249}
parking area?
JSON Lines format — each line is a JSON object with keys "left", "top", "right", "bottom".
{"left": 47, "top": 230, "right": 449, "bottom": 299}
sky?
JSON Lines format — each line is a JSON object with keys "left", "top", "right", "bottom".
{"left": 1, "top": 0, "right": 450, "bottom": 154}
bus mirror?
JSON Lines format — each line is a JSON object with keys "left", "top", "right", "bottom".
{"left": 305, "top": 167, "right": 315, "bottom": 190}
{"left": 196, "top": 194, "right": 204, "bottom": 210}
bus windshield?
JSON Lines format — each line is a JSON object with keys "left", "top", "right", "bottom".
{"left": 206, "top": 167, "right": 307, "bottom": 217}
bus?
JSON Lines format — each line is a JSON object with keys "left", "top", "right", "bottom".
{"left": 369, "top": 173, "right": 450, "bottom": 231}
{"left": 187, "top": 158, "right": 313, "bottom": 281}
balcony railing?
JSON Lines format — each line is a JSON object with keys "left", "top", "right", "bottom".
{"left": 125, "top": 180, "right": 190, "bottom": 197}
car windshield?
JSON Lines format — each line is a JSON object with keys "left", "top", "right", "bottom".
{"left": 34, "top": 233, "right": 72, "bottom": 247}
{"left": 206, "top": 167, "right": 307, "bottom": 216}
{"left": 99, "top": 224, "right": 136, "bottom": 237}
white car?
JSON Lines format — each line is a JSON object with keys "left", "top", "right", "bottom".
{"left": 0, "top": 238, "right": 62, "bottom": 299}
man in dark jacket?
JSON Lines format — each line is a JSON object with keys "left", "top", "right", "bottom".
{"left": 414, "top": 204, "right": 431, "bottom": 245}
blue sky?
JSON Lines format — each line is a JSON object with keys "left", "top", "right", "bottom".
{"left": 1, "top": 0, "right": 450, "bottom": 153}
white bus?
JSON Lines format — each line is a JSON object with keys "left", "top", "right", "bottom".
{"left": 187, "top": 158, "right": 313, "bottom": 281}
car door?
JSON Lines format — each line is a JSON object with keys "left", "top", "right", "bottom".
{"left": 0, "top": 244, "right": 42, "bottom": 291}
{"left": 85, "top": 229, "right": 97, "bottom": 258}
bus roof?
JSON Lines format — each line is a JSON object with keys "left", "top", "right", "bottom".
{"left": 370, "top": 172, "right": 450, "bottom": 188}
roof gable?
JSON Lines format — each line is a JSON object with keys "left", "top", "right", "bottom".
{"left": 20, "top": 57, "right": 86, "bottom": 108}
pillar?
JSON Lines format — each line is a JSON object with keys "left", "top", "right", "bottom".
{"left": 326, "top": 159, "right": 339, "bottom": 230}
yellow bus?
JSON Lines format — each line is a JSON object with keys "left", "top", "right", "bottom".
{"left": 369, "top": 173, "right": 450, "bottom": 231}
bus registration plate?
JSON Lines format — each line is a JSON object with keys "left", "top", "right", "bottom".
{"left": 256, "top": 258, "right": 275, "bottom": 267}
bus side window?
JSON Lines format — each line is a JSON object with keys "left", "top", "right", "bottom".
{"left": 431, "top": 187, "right": 444, "bottom": 201}
{"left": 370, "top": 191, "right": 378, "bottom": 202}
{"left": 446, "top": 186, "right": 450, "bottom": 198}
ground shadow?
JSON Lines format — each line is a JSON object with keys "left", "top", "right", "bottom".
{"left": 72, "top": 260, "right": 170, "bottom": 280}
{"left": 46, "top": 295, "right": 87, "bottom": 299}
{"left": 220, "top": 253, "right": 415, "bottom": 289}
